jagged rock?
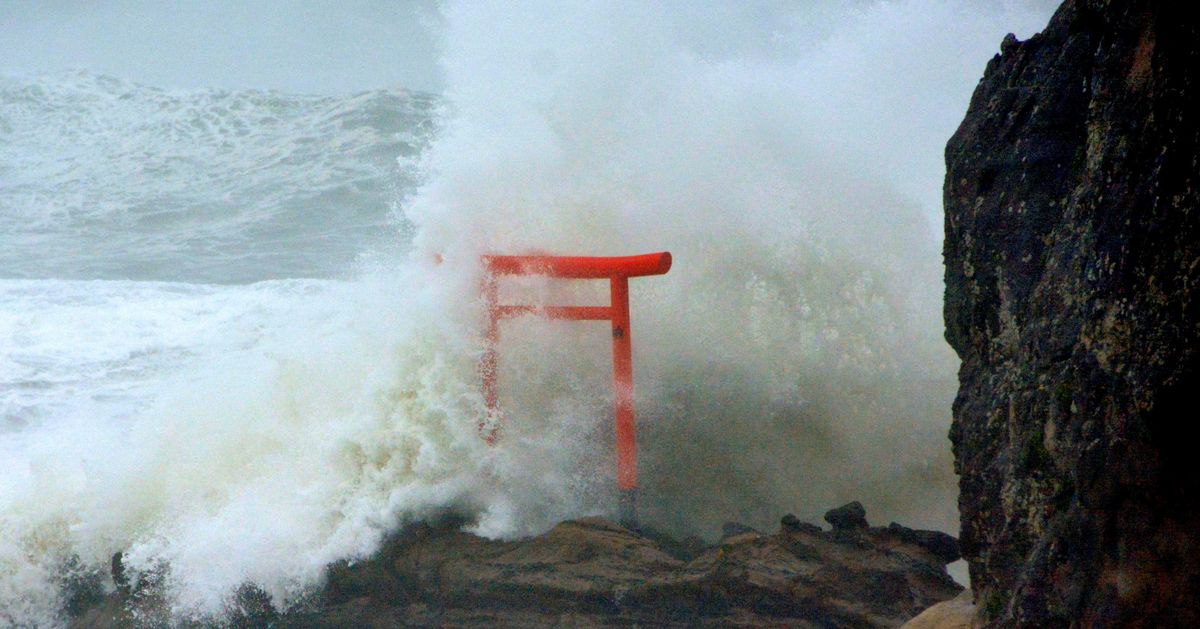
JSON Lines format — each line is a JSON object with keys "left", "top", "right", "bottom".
{"left": 944, "top": 0, "right": 1200, "bottom": 625}
{"left": 882, "top": 523, "right": 960, "bottom": 564}
{"left": 781, "top": 513, "right": 823, "bottom": 536}
{"left": 70, "top": 510, "right": 962, "bottom": 628}
{"left": 720, "top": 521, "right": 758, "bottom": 539}
{"left": 824, "top": 501, "right": 868, "bottom": 531}
{"left": 110, "top": 553, "right": 128, "bottom": 592}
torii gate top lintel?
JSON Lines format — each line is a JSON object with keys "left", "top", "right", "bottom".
{"left": 481, "top": 251, "right": 672, "bottom": 279}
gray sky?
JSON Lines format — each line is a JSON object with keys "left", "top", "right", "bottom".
{"left": 0, "top": 0, "right": 445, "bottom": 93}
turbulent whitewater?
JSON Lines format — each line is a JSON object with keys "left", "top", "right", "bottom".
{"left": 0, "top": 71, "right": 487, "bottom": 625}
{"left": 1, "top": 2, "right": 1057, "bottom": 625}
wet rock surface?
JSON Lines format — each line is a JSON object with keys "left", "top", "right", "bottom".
{"left": 69, "top": 505, "right": 961, "bottom": 628}
{"left": 944, "top": 0, "right": 1200, "bottom": 625}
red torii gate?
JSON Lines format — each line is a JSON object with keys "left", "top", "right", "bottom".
{"left": 479, "top": 251, "right": 672, "bottom": 526}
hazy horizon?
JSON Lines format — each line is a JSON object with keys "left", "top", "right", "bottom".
{"left": 0, "top": 0, "right": 445, "bottom": 94}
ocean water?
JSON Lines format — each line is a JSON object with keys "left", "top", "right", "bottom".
{"left": 1, "top": 2, "right": 1057, "bottom": 625}
{"left": 0, "top": 71, "right": 479, "bottom": 624}
{"left": 0, "top": 70, "right": 437, "bottom": 283}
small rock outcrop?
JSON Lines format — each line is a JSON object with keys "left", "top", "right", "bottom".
{"left": 944, "top": 0, "right": 1200, "bottom": 625}
{"left": 824, "top": 501, "right": 868, "bottom": 531}
{"left": 69, "top": 505, "right": 961, "bottom": 628}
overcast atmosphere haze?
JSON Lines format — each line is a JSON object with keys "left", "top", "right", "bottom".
{"left": 0, "top": 0, "right": 445, "bottom": 94}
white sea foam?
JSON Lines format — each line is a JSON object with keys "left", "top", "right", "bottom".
{"left": 1, "top": 1, "right": 1058, "bottom": 625}
{"left": 0, "top": 269, "right": 496, "bottom": 622}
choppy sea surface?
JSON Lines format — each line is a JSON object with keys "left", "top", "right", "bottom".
{"left": 1, "top": 70, "right": 438, "bottom": 433}
{"left": 1, "top": 70, "right": 436, "bottom": 283}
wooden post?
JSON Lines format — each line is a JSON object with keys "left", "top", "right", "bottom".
{"left": 610, "top": 275, "right": 638, "bottom": 526}
{"left": 480, "top": 273, "right": 500, "bottom": 445}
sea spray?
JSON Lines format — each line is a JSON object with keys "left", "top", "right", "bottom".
{"left": 406, "top": 0, "right": 1056, "bottom": 536}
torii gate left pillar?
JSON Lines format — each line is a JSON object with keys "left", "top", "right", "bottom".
{"left": 479, "top": 252, "right": 672, "bottom": 527}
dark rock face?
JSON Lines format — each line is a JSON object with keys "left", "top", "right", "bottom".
{"left": 944, "top": 0, "right": 1200, "bottom": 625}
{"left": 824, "top": 501, "right": 868, "bottom": 531}
{"left": 70, "top": 509, "right": 961, "bottom": 628}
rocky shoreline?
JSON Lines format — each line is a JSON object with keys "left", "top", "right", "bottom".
{"left": 68, "top": 503, "right": 960, "bottom": 628}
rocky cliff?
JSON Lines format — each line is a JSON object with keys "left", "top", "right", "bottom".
{"left": 68, "top": 505, "right": 960, "bottom": 628}
{"left": 944, "top": 0, "right": 1200, "bottom": 626}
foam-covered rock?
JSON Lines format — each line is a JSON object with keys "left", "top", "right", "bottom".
{"left": 70, "top": 506, "right": 962, "bottom": 628}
